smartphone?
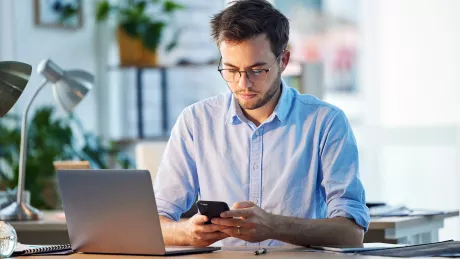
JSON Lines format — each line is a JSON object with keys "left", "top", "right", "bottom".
{"left": 195, "top": 200, "right": 230, "bottom": 224}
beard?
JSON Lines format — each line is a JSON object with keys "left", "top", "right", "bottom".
{"left": 235, "top": 74, "right": 282, "bottom": 110}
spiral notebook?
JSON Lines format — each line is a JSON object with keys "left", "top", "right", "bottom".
{"left": 12, "top": 243, "right": 73, "bottom": 256}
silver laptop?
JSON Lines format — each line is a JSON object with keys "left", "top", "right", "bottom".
{"left": 57, "top": 169, "right": 220, "bottom": 256}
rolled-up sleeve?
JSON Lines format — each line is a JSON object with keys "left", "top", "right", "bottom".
{"left": 154, "top": 107, "right": 199, "bottom": 221}
{"left": 319, "top": 109, "right": 370, "bottom": 231}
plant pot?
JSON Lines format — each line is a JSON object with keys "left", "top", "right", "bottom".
{"left": 116, "top": 27, "right": 158, "bottom": 67}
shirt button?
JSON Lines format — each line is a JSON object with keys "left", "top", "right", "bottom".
{"left": 255, "top": 130, "right": 260, "bottom": 136}
{"left": 253, "top": 198, "right": 259, "bottom": 204}
{"left": 253, "top": 164, "right": 259, "bottom": 170}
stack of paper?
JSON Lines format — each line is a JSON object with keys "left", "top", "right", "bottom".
{"left": 310, "top": 243, "right": 406, "bottom": 253}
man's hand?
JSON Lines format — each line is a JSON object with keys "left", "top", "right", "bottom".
{"left": 183, "top": 213, "right": 230, "bottom": 247}
{"left": 211, "top": 201, "right": 275, "bottom": 243}
{"left": 210, "top": 202, "right": 364, "bottom": 247}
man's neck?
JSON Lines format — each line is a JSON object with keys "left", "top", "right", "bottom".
{"left": 242, "top": 85, "right": 282, "bottom": 127}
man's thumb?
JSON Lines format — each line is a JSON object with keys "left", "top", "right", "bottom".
{"left": 191, "top": 213, "right": 208, "bottom": 224}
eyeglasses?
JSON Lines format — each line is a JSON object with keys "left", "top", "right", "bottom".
{"left": 217, "top": 52, "right": 283, "bottom": 83}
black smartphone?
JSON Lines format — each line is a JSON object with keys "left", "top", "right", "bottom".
{"left": 195, "top": 200, "right": 230, "bottom": 224}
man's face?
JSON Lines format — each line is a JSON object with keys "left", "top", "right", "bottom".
{"left": 219, "top": 34, "right": 288, "bottom": 110}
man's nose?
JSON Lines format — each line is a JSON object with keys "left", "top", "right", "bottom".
{"left": 238, "top": 72, "right": 253, "bottom": 89}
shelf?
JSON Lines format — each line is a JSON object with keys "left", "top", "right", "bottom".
{"left": 115, "top": 136, "right": 170, "bottom": 146}
{"left": 106, "top": 62, "right": 219, "bottom": 71}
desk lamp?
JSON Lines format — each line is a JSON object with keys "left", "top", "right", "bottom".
{"left": 0, "top": 61, "right": 32, "bottom": 117}
{"left": 0, "top": 59, "right": 94, "bottom": 221}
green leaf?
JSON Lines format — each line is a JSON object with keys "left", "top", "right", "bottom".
{"left": 141, "top": 21, "right": 166, "bottom": 51}
{"left": 121, "top": 21, "right": 140, "bottom": 37}
{"left": 163, "top": 0, "right": 185, "bottom": 13}
{"left": 59, "top": 4, "right": 79, "bottom": 23}
{"left": 165, "top": 28, "right": 182, "bottom": 52}
{"left": 120, "top": 8, "right": 137, "bottom": 21}
{"left": 136, "top": 1, "right": 147, "bottom": 14}
{"left": 96, "top": 1, "right": 110, "bottom": 21}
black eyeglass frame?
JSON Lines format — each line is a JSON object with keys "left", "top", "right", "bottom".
{"left": 217, "top": 50, "right": 285, "bottom": 83}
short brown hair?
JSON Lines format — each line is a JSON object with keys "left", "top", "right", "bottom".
{"left": 210, "top": 0, "right": 290, "bottom": 57}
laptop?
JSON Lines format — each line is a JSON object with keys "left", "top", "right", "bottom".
{"left": 56, "top": 169, "right": 220, "bottom": 256}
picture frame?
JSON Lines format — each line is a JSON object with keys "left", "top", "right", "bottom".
{"left": 34, "top": 0, "right": 83, "bottom": 30}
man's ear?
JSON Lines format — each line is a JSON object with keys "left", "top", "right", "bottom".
{"left": 280, "top": 49, "right": 291, "bottom": 72}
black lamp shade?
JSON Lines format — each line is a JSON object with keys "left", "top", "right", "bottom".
{"left": 0, "top": 61, "right": 32, "bottom": 117}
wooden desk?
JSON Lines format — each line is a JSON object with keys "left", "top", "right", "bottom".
{"left": 9, "top": 211, "right": 459, "bottom": 245}
{"left": 10, "top": 247, "right": 443, "bottom": 259}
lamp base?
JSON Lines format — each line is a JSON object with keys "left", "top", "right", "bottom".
{"left": 0, "top": 201, "right": 42, "bottom": 221}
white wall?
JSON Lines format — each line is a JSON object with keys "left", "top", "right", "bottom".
{"left": 0, "top": 1, "right": 15, "bottom": 62}
{"left": 361, "top": 0, "right": 460, "bottom": 241}
{"left": 1, "top": 0, "right": 100, "bottom": 134}
{"left": 379, "top": 0, "right": 460, "bottom": 127}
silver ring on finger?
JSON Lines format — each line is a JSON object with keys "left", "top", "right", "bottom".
{"left": 237, "top": 226, "right": 241, "bottom": 235}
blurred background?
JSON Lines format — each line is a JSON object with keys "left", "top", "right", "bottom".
{"left": 1, "top": 0, "right": 459, "bottom": 243}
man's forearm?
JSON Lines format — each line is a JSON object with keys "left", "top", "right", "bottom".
{"left": 159, "top": 216, "right": 190, "bottom": 246}
{"left": 270, "top": 216, "right": 364, "bottom": 247}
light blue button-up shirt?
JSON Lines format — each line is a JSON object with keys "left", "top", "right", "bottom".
{"left": 154, "top": 81, "right": 370, "bottom": 246}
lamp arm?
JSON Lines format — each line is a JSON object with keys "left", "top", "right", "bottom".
{"left": 16, "top": 79, "right": 49, "bottom": 204}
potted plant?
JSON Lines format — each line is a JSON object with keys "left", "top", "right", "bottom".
{"left": 96, "top": 0, "right": 185, "bottom": 66}
{"left": 0, "top": 106, "right": 134, "bottom": 210}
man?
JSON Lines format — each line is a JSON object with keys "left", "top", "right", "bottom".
{"left": 154, "top": 0, "right": 369, "bottom": 247}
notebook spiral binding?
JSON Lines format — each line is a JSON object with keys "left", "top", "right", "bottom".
{"left": 23, "top": 244, "right": 71, "bottom": 254}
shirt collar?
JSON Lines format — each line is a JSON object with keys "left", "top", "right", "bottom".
{"left": 271, "top": 80, "right": 292, "bottom": 123}
{"left": 225, "top": 95, "right": 245, "bottom": 124}
{"left": 225, "top": 79, "right": 293, "bottom": 125}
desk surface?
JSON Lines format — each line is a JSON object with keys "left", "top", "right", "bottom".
{"left": 9, "top": 210, "right": 459, "bottom": 231}
{"left": 12, "top": 247, "right": 443, "bottom": 259}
